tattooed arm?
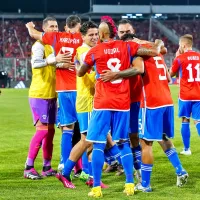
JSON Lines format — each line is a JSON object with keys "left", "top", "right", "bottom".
{"left": 136, "top": 40, "right": 164, "bottom": 57}
{"left": 100, "top": 57, "right": 144, "bottom": 82}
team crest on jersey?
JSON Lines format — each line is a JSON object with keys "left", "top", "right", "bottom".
{"left": 42, "top": 115, "right": 47, "bottom": 120}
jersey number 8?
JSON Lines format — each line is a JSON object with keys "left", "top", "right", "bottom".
{"left": 107, "top": 58, "right": 122, "bottom": 84}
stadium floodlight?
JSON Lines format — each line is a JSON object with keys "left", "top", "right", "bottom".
{"left": 126, "top": 14, "right": 133, "bottom": 16}
{"left": 132, "top": 16, "right": 137, "bottom": 18}
{"left": 136, "top": 14, "right": 143, "bottom": 16}
{"left": 196, "top": 15, "right": 199, "bottom": 17}
{"left": 122, "top": 15, "right": 128, "bottom": 19}
{"left": 155, "top": 14, "right": 162, "bottom": 17}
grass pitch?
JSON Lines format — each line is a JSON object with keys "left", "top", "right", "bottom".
{"left": 0, "top": 86, "right": 200, "bottom": 200}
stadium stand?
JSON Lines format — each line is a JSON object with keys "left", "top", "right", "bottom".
{"left": 0, "top": 18, "right": 199, "bottom": 84}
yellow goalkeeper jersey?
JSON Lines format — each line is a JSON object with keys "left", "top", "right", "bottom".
{"left": 76, "top": 43, "right": 96, "bottom": 113}
{"left": 29, "top": 41, "right": 56, "bottom": 99}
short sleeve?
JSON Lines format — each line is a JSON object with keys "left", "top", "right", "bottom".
{"left": 171, "top": 58, "right": 180, "bottom": 73}
{"left": 127, "top": 41, "right": 140, "bottom": 57}
{"left": 42, "top": 32, "right": 57, "bottom": 46}
{"left": 84, "top": 48, "right": 95, "bottom": 67}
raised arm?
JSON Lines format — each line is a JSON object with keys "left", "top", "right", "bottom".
{"left": 26, "top": 22, "right": 43, "bottom": 41}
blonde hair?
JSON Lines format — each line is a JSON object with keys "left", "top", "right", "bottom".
{"left": 180, "top": 34, "right": 193, "bottom": 47}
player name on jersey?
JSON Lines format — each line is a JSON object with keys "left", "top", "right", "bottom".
{"left": 59, "top": 38, "right": 80, "bottom": 44}
{"left": 104, "top": 48, "right": 120, "bottom": 54}
{"left": 187, "top": 56, "right": 199, "bottom": 60}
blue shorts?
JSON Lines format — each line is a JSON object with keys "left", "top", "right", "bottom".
{"left": 57, "top": 92, "right": 77, "bottom": 126}
{"left": 77, "top": 112, "right": 92, "bottom": 134}
{"left": 138, "top": 106, "right": 174, "bottom": 141}
{"left": 178, "top": 99, "right": 200, "bottom": 120}
{"left": 129, "top": 102, "right": 140, "bottom": 134}
{"left": 86, "top": 110, "right": 130, "bottom": 143}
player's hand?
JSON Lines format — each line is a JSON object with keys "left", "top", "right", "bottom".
{"left": 25, "top": 22, "right": 35, "bottom": 29}
{"left": 155, "top": 39, "right": 164, "bottom": 47}
{"left": 56, "top": 49, "right": 72, "bottom": 63}
{"left": 100, "top": 70, "right": 118, "bottom": 82}
{"left": 63, "top": 62, "right": 75, "bottom": 69}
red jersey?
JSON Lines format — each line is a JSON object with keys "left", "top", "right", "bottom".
{"left": 140, "top": 54, "right": 173, "bottom": 108}
{"left": 84, "top": 40, "right": 140, "bottom": 111}
{"left": 130, "top": 75, "right": 142, "bottom": 103}
{"left": 171, "top": 50, "right": 200, "bottom": 101}
{"left": 42, "top": 32, "right": 83, "bottom": 91}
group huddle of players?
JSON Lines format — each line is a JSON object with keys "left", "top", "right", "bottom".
{"left": 23, "top": 14, "right": 200, "bottom": 198}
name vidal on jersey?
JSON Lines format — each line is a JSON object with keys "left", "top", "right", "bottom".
{"left": 187, "top": 56, "right": 199, "bottom": 60}
{"left": 104, "top": 48, "right": 120, "bottom": 54}
{"left": 60, "top": 38, "right": 80, "bottom": 44}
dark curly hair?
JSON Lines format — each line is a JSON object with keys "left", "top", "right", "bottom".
{"left": 80, "top": 21, "right": 98, "bottom": 35}
{"left": 121, "top": 33, "right": 137, "bottom": 41}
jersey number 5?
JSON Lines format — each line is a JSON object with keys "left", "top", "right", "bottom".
{"left": 107, "top": 58, "right": 122, "bottom": 84}
{"left": 153, "top": 56, "right": 167, "bottom": 80}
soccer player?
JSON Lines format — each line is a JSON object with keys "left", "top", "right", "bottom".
{"left": 59, "top": 20, "right": 99, "bottom": 188}
{"left": 58, "top": 20, "right": 120, "bottom": 189}
{"left": 117, "top": 19, "right": 135, "bottom": 39}
{"left": 26, "top": 15, "right": 82, "bottom": 174}
{"left": 101, "top": 33, "right": 189, "bottom": 192}
{"left": 77, "top": 17, "right": 162, "bottom": 198}
{"left": 117, "top": 19, "right": 142, "bottom": 181}
{"left": 24, "top": 17, "right": 71, "bottom": 179}
{"left": 170, "top": 34, "right": 200, "bottom": 155}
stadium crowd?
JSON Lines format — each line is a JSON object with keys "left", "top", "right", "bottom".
{"left": 3, "top": 19, "right": 200, "bottom": 58}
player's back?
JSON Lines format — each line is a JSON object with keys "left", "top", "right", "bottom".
{"left": 141, "top": 54, "right": 173, "bottom": 108}
{"left": 42, "top": 31, "right": 83, "bottom": 91}
{"left": 91, "top": 40, "right": 132, "bottom": 110}
{"left": 176, "top": 51, "right": 200, "bottom": 100}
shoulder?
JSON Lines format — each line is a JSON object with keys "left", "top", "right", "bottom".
{"left": 32, "top": 41, "right": 44, "bottom": 51}
{"left": 174, "top": 54, "right": 183, "bottom": 62}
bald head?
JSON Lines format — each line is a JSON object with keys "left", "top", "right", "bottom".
{"left": 99, "top": 22, "right": 110, "bottom": 42}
